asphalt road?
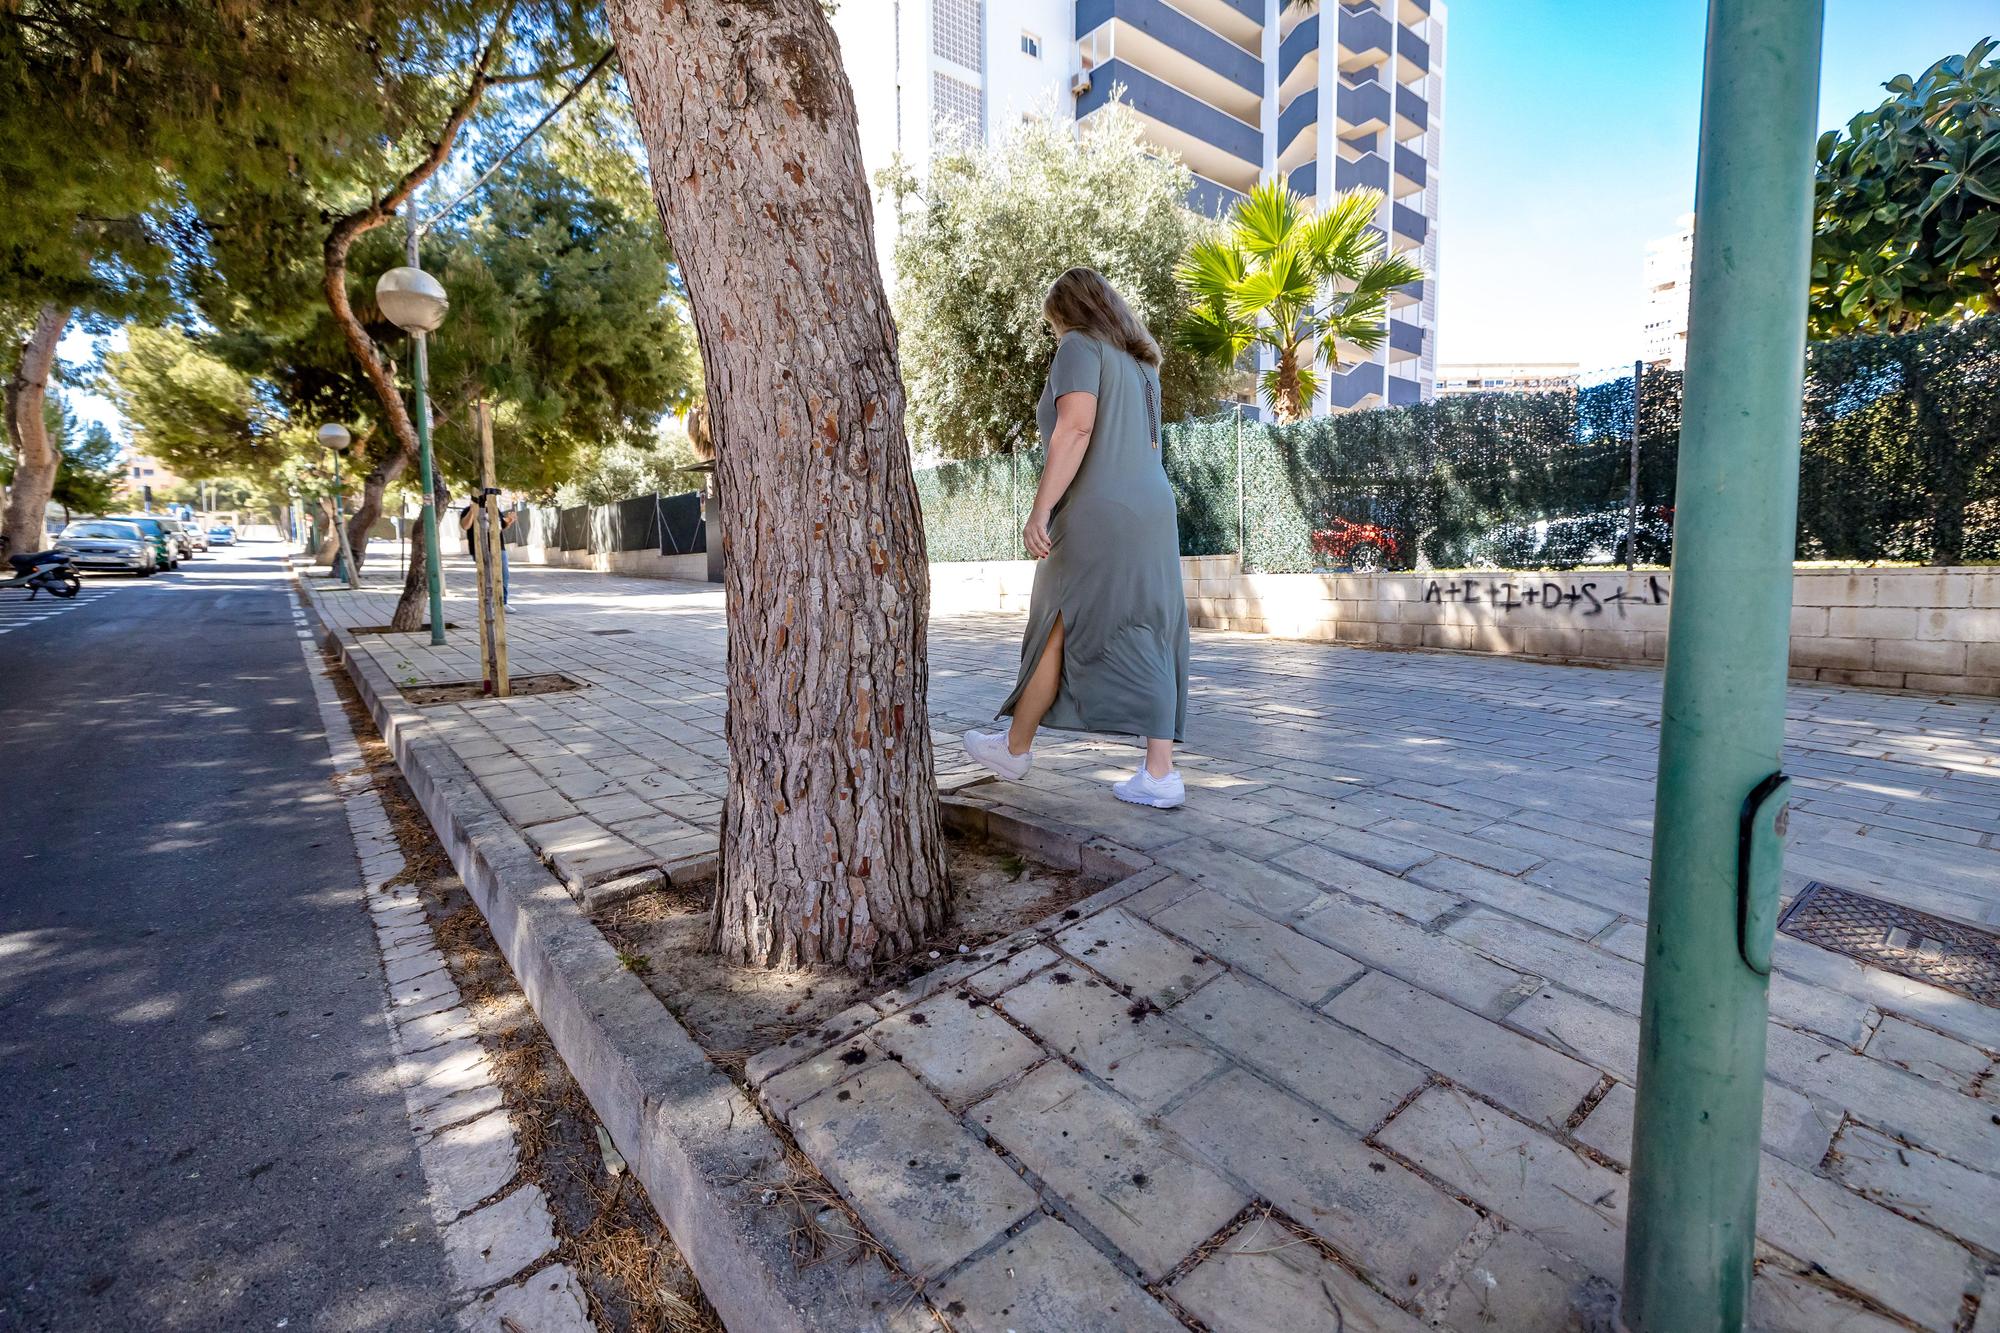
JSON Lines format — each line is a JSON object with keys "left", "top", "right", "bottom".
{"left": 0, "top": 545, "right": 455, "bottom": 1331}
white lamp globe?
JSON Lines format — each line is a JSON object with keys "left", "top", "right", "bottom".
{"left": 375, "top": 266, "right": 450, "bottom": 334}
{"left": 318, "top": 422, "right": 352, "bottom": 452}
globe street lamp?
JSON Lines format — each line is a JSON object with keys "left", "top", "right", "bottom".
{"left": 376, "top": 215, "right": 450, "bottom": 645}
{"left": 318, "top": 422, "right": 354, "bottom": 584}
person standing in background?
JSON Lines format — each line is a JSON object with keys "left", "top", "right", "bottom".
{"left": 459, "top": 492, "right": 517, "bottom": 606}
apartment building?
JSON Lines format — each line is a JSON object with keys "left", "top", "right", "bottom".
{"left": 832, "top": 0, "right": 1447, "bottom": 412}
{"left": 1436, "top": 362, "right": 1581, "bottom": 396}
{"left": 1642, "top": 212, "right": 1694, "bottom": 370}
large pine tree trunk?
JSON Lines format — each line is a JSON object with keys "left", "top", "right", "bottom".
{"left": 388, "top": 476, "right": 448, "bottom": 632}
{"left": 1, "top": 305, "right": 71, "bottom": 558}
{"left": 607, "top": 0, "right": 948, "bottom": 970}
{"left": 344, "top": 447, "right": 412, "bottom": 569}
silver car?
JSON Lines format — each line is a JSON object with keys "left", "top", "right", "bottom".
{"left": 55, "top": 520, "right": 157, "bottom": 575}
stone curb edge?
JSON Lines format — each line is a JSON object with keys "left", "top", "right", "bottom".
{"left": 287, "top": 565, "right": 908, "bottom": 1333}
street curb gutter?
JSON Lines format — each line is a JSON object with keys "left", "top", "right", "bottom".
{"left": 289, "top": 574, "right": 908, "bottom": 1333}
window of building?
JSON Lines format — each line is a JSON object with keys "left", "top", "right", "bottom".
{"left": 931, "top": 0, "right": 981, "bottom": 70}
{"left": 1021, "top": 31, "right": 1041, "bottom": 59}
{"left": 930, "top": 70, "right": 984, "bottom": 153}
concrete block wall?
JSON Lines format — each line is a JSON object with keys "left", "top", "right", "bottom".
{"left": 929, "top": 555, "right": 2000, "bottom": 697}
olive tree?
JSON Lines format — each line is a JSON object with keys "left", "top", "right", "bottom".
{"left": 890, "top": 100, "right": 1234, "bottom": 458}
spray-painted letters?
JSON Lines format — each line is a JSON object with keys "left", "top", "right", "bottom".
{"left": 1421, "top": 575, "right": 1668, "bottom": 617}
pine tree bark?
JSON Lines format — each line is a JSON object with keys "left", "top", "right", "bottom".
{"left": 607, "top": 0, "right": 948, "bottom": 970}
{"left": 314, "top": 496, "right": 341, "bottom": 564}
{"left": 2, "top": 305, "right": 71, "bottom": 558}
{"left": 388, "top": 476, "right": 448, "bottom": 632}
{"left": 344, "top": 448, "right": 412, "bottom": 569}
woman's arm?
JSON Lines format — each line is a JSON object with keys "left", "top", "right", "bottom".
{"left": 1024, "top": 391, "right": 1096, "bottom": 558}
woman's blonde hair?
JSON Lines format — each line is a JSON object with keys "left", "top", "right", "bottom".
{"left": 1043, "top": 267, "right": 1161, "bottom": 367}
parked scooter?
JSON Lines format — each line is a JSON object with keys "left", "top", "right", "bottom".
{"left": 0, "top": 550, "right": 81, "bottom": 599}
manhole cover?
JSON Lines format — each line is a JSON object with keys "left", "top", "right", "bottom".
{"left": 1778, "top": 882, "right": 2000, "bottom": 1007}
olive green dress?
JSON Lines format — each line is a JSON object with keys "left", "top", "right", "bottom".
{"left": 998, "top": 331, "right": 1190, "bottom": 742}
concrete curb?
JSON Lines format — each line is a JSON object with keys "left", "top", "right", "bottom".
{"left": 289, "top": 569, "right": 909, "bottom": 1333}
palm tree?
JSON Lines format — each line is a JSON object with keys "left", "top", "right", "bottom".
{"left": 1178, "top": 179, "right": 1424, "bottom": 423}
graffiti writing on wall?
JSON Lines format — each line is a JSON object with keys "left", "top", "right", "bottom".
{"left": 1422, "top": 575, "right": 1669, "bottom": 618}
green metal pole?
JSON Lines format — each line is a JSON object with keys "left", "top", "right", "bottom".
{"left": 1623, "top": 2, "right": 1823, "bottom": 1330}
{"left": 331, "top": 449, "right": 346, "bottom": 582}
{"left": 409, "top": 195, "right": 446, "bottom": 646}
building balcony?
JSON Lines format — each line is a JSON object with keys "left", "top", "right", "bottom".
{"left": 1335, "top": 76, "right": 1391, "bottom": 134}
{"left": 1392, "top": 142, "right": 1426, "bottom": 196}
{"left": 1400, "top": 0, "right": 1429, "bottom": 19}
{"left": 1388, "top": 317, "right": 1423, "bottom": 360}
{"left": 1329, "top": 359, "right": 1386, "bottom": 410}
{"left": 1390, "top": 277, "right": 1423, "bottom": 308}
{"left": 1077, "top": 58, "right": 1261, "bottom": 188}
{"left": 1276, "top": 89, "right": 1316, "bottom": 158}
{"left": 1391, "top": 199, "right": 1428, "bottom": 245}
{"left": 1278, "top": 11, "right": 1318, "bottom": 83}
{"left": 1334, "top": 151, "right": 1388, "bottom": 194}
{"left": 1287, "top": 160, "right": 1317, "bottom": 198}
{"left": 1387, "top": 372, "right": 1423, "bottom": 406}
{"left": 1395, "top": 82, "right": 1428, "bottom": 139}
{"left": 1397, "top": 24, "right": 1429, "bottom": 76}
{"left": 1075, "top": 0, "right": 1264, "bottom": 106}
{"left": 1337, "top": 4, "right": 1392, "bottom": 70}
{"left": 1174, "top": 0, "right": 1264, "bottom": 49}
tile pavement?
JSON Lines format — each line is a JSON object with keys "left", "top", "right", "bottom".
{"left": 300, "top": 556, "right": 2000, "bottom": 1331}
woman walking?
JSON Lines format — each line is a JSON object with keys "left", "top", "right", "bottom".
{"left": 962, "top": 268, "right": 1191, "bottom": 808}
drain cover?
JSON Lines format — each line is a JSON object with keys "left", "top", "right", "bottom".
{"left": 1777, "top": 882, "right": 2000, "bottom": 1007}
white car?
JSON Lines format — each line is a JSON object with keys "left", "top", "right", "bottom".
{"left": 55, "top": 520, "right": 158, "bottom": 575}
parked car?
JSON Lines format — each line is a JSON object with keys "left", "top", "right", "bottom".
{"left": 107, "top": 515, "right": 179, "bottom": 569}
{"left": 207, "top": 523, "right": 237, "bottom": 546}
{"left": 158, "top": 517, "right": 198, "bottom": 559}
{"left": 54, "top": 520, "right": 158, "bottom": 575}
{"left": 182, "top": 520, "right": 210, "bottom": 552}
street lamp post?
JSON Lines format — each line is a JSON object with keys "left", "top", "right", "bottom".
{"left": 318, "top": 422, "right": 361, "bottom": 591}
{"left": 376, "top": 197, "right": 450, "bottom": 646}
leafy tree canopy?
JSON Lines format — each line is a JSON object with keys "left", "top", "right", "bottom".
{"left": 0, "top": 0, "right": 492, "bottom": 323}
{"left": 889, "top": 99, "right": 1232, "bottom": 459}
{"left": 1810, "top": 37, "right": 2000, "bottom": 338}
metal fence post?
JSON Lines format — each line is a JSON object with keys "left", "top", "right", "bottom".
{"left": 1626, "top": 358, "right": 1644, "bottom": 569}
{"left": 1623, "top": 1, "right": 1823, "bottom": 1328}
{"left": 1235, "top": 405, "right": 1247, "bottom": 564}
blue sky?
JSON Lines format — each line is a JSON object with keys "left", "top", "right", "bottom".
{"left": 1436, "top": 0, "right": 1996, "bottom": 371}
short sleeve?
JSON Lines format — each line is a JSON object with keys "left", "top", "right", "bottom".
{"left": 1047, "top": 331, "right": 1102, "bottom": 399}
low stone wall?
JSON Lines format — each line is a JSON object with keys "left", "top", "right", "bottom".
{"left": 928, "top": 555, "right": 2000, "bottom": 697}
{"left": 511, "top": 541, "right": 710, "bottom": 582}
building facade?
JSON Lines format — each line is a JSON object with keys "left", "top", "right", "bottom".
{"left": 117, "top": 452, "right": 184, "bottom": 502}
{"left": 832, "top": 0, "right": 1447, "bottom": 413}
{"left": 1436, "top": 362, "right": 1581, "bottom": 397}
{"left": 1642, "top": 212, "right": 1694, "bottom": 370}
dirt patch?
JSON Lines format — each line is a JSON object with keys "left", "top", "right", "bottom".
{"left": 349, "top": 621, "right": 459, "bottom": 635}
{"left": 597, "top": 837, "right": 1102, "bottom": 1079}
{"left": 328, "top": 652, "right": 719, "bottom": 1332}
{"left": 402, "top": 671, "right": 586, "bottom": 706}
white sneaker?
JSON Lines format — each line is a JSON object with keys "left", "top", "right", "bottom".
{"left": 1114, "top": 767, "right": 1185, "bottom": 809}
{"left": 963, "top": 728, "right": 1032, "bottom": 781}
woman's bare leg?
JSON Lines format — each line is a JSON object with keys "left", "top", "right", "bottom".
{"left": 1144, "top": 737, "right": 1174, "bottom": 779}
{"left": 1006, "top": 617, "right": 1065, "bottom": 755}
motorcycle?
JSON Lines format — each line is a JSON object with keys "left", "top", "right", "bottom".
{"left": 1, "top": 550, "right": 82, "bottom": 600}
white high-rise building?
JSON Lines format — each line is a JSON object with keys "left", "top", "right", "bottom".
{"left": 831, "top": 0, "right": 1448, "bottom": 412}
{"left": 1642, "top": 212, "right": 1694, "bottom": 370}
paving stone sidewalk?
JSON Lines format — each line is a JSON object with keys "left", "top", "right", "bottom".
{"left": 301, "top": 556, "right": 2000, "bottom": 1332}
